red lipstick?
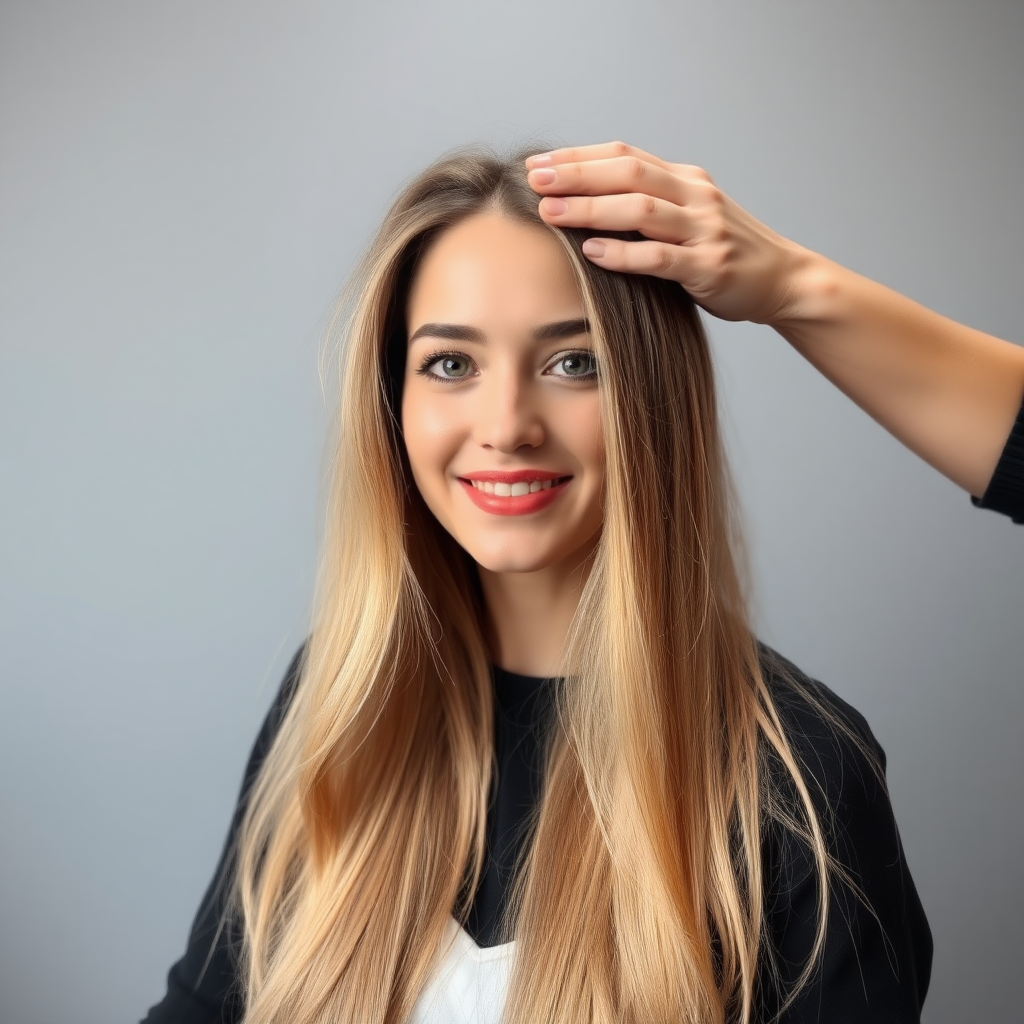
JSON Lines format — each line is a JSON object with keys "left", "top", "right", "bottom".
{"left": 457, "top": 470, "right": 572, "bottom": 516}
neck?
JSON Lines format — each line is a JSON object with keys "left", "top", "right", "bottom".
{"left": 477, "top": 539, "right": 597, "bottom": 678}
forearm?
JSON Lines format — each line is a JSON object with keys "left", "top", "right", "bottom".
{"left": 769, "top": 249, "right": 1024, "bottom": 497}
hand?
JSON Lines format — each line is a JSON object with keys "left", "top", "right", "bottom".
{"left": 525, "top": 141, "right": 810, "bottom": 326}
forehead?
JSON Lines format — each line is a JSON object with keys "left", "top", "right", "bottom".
{"left": 405, "top": 212, "right": 583, "bottom": 332}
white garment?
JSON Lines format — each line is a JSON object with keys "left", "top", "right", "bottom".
{"left": 407, "top": 916, "right": 516, "bottom": 1024}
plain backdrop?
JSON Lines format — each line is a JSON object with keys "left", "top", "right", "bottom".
{"left": 1, "top": 1, "right": 1021, "bottom": 1021}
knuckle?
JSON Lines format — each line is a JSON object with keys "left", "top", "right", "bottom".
{"left": 711, "top": 240, "right": 735, "bottom": 275}
{"left": 708, "top": 221, "right": 730, "bottom": 245}
{"left": 677, "top": 162, "right": 707, "bottom": 180}
{"left": 623, "top": 156, "right": 646, "bottom": 182}
{"left": 703, "top": 182, "right": 726, "bottom": 209}
{"left": 610, "top": 140, "right": 632, "bottom": 158}
{"left": 637, "top": 194, "right": 659, "bottom": 219}
{"left": 652, "top": 245, "right": 676, "bottom": 273}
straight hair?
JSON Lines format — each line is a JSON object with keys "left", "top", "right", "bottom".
{"left": 233, "top": 145, "right": 832, "bottom": 1024}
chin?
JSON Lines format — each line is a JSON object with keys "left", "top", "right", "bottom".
{"left": 462, "top": 543, "right": 556, "bottom": 575}
{"left": 459, "top": 530, "right": 600, "bottom": 576}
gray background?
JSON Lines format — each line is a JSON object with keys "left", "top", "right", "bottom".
{"left": 1, "top": 1, "right": 1021, "bottom": 1021}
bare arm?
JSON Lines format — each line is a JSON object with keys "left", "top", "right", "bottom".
{"left": 525, "top": 142, "right": 1024, "bottom": 498}
{"left": 772, "top": 250, "right": 1024, "bottom": 497}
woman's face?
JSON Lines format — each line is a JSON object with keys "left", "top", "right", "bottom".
{"left": 402, "top": 212, "right": 604, "bottom": 575}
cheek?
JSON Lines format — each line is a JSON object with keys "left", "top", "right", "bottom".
{"left": 575, "top": 400, "right": 606, "bottom": 516}
{"left": 401, "top": 389, "right": 461, "bottom": 491}
{"left": 565, "top": 395, "right": 605, "bottom": 470}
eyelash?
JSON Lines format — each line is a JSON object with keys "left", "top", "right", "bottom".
{"left": 414, "top": 348, "right": 599, "bottom": 384}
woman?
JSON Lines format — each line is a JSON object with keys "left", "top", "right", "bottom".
{"left": 143, "top": 147, "right": 931, "bottom": 1023}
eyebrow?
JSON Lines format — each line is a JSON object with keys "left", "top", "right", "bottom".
{"left": 407, "top": 317, "right": 591, "bottom": 345}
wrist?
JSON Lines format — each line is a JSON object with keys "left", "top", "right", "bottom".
{"left": 762, "top": 245, "right": 848, "bottom": 331}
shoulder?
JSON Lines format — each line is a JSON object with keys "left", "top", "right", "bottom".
{"left": 756, "top": 642, "right": 887, "bottom": 812}
{"left": 141, "top": 645, "right": 308, "bottom": 1024}
{"left": 248, "top": 642, "right": 307, "bottom": 767}
{"left": 754, "top": 643, "right": 933, "bottom": 1021}
{"left": 274, "top": 642, "right": 307, "bottom": 721}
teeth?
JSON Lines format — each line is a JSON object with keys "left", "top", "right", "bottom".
{"left": 469, "top": 478, "right": 560, "bottom": 495}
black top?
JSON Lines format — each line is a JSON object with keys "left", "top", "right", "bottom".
{"left": 142, "top": 646, "right": 932, "bottom": 1023}
{"left": 973, "top": 394, "right": 1024, "bottom": 523}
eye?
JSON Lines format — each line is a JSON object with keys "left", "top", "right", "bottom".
{"left": 416, "top": 350, "right": 476, "bottom": 382}
{"left": 547, "top": 350, "right": 599, "bottom": 381}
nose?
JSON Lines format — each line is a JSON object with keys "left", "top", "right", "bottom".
{"left": 474, "top": 366, "right": 545, "bottom": 453}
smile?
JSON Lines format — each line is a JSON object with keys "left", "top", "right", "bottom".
{"left": 457, "top": 474, "right": 573, "bottom": 516}
{"left": 468, "top": 478, "right": 560, "bottom": 496}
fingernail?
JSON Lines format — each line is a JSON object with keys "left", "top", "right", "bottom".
{"left": 528, "top": 152, "right": 553, "bottom": 166}
{"left": 542, "top": 197, "right": 568, "bottom": 215}
{"left": 530, "top": 168, "right": 556, "bottom": 186}
{"left": 582, "top": 239, "right": 606, "bottom": 258}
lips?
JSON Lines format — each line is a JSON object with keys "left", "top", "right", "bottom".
{"left": 457, "top": 471, "right": 572, "bottom": 516}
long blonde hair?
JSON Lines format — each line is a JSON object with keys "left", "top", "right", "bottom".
{"left": 234, "top": 146, "right": 831, "bottom": 1024}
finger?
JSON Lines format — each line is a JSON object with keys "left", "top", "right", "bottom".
{"left": 578, "top": 237, "right": 701, "bottom": 286}
{"left": 525, "top": 140, "right": 674, "bottom": 171}
{"left": 528, "top": 155, "right": 691, "bottom": 208}
{"left": 538, "top": 192, "right": 700, "bottom": 246}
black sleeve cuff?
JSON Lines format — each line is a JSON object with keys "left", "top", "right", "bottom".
{"left": 972, "top": 393, "right": 1024, "bottom": 524}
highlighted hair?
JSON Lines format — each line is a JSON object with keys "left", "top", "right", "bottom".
{"left": 234, "top": 146, "right": 831, "bottom": 1024}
